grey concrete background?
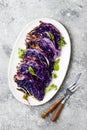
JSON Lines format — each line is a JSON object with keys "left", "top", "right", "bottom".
{"left": 0, "top": 0, "right": 87, "bottom": 130}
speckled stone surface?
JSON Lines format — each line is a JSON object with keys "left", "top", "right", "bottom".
{"left": 0, "top": 0, "right": 87, "bottom": 130}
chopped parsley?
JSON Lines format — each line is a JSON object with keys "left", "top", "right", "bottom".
{"left": 28, "top": 66, "right": 37, "bottom": 76}
{"left": 18, "top": 48, "right": 25, "bottom": 59}
{"left": 45, "top": 84, "right": 57, "bottom": 92}
{"left": 58, "top": 36, "right": 66, "bottom": 47}
{"left": 28, "top": 66, "right": 41, "bottom": 79}
{"left": 53, "top": 59, "right": 60, "bottom": 71}
{"left": 46, "top": 32, "right": 54, "bottom": 40}
{"left": 52, "top": 72, "right": 57, "bottom": 78}
{"left": 23, "top": 92, "right": 29, "bottom": 100}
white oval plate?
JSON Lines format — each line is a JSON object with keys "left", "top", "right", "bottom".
{"left": 8, "top": 18, "right": 71, "bottom": 106}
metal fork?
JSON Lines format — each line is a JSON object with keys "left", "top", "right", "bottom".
{"left": 51, "top": 83, "right": 79, "bottom": 121}
{"left": 41, "top": 73, "right": 81, "bottom": 120}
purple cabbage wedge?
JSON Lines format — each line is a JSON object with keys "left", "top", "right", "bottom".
{"left": 17, "top": 59, "right": 51, "bottom": 86}
{"left": 28, "top": 21, "right": 60, "bottom": 48}
{"left": 14, "top": 74, "right": 44, "bottom": 100}
{"left": 14, "top": 21, "right": 61, "bottom": 101}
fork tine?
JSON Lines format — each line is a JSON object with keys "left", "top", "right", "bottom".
{"left": 69, "top": 85, "right": 77, "bottom": 91}
{"left": 68, "top": 85, "right": 76, "bottom": 91}
{"left": 70, "top": 85, "right": 78, "bottom": 92}
{"left": 67, "top": 73, "right": 81, "bottom": 90}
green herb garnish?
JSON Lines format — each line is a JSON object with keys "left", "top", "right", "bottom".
{"left": 53, "top": 59, "right": 60, "bottom": 71}
{"left": 52, "top": 72, "right": 57, "bottom": 78}
{"left": 23, "top": 92, "right": 29, "bottom": 100}
{"left": 58, "top": 36, "right": 66, "bottom": 47}
{"left": 45, "top": 84, "right": 57, "bottom": 92}
{"left": 46, "top": 32, "right": 54, "bottom": 40}
{"left": 28, "top": 66, "right": 37, "bottom": 76}
{"left": 18, "top": 48, "right": 25, "bottom": 59}
{"left": 23, "top": 92, "right": 30, "bottom": 105}
{"left": 28, "top": 66, "right": 41, "bottom": 79}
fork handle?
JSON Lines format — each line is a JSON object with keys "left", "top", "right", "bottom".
{"left": 41, "top": 97, "right": 63, "bottom": 118}
{"left": 51, "top": 102, "right": 64, "bottom": 121}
